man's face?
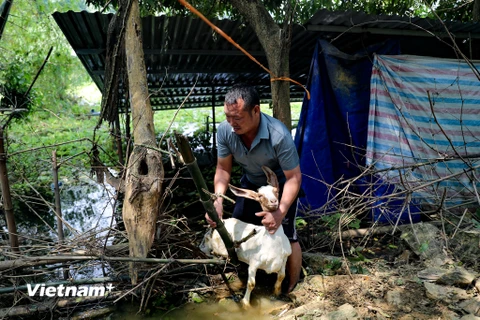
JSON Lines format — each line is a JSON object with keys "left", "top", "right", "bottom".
{"left": 224, "top": 98, "right": 259, "bottom": 135}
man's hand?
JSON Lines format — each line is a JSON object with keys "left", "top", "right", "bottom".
{"left": 255, "top": 209, "right": 283, "bottom": 234}
{"left": 205, "top": 198, "right": 223, "bottom": 228}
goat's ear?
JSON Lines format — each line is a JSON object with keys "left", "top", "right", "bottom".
{"left": 228, "top": 184, "right": 260, "bottom": 201}
{"left": 262, "top": 166, "right": 279, "bottom": 189}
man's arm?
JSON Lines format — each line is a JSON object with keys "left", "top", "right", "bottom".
{"left": 206, "top": 155, "right": 233, "bottom": 227}
{"left": 256, "top": 165, "right": 301, "bottom": 234}
{"left": 278, "top": 165, "right": 302, "bottom": 219}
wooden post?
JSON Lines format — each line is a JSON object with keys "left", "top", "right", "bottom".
{"left": 52, "top": 150, "right": 64, "bottom": 243}
{"left": 0, "top": 126, "right": 19, "bottom": 253}
{"left": 211, "top": 86, "right": 217, "bottom": 157}
{"left": 52, "top": 150, "right": 69, "bottom": 279}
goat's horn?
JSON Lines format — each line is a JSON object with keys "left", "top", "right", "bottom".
{"left": 261, "top": 166, "right": 279, "bottom": 189}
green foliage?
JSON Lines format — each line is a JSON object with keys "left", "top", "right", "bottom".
{"left": 419, "top": 241, "right": 429, "bottom": 253}
{"left": 1, "top": 0, "right": 93, "bottom": 116}
{"left": 85, "top": 0, "right": 235, "bottom": 19}
{"left": 320, "top": 258, "right": 342, "bottom": 275}
{"left": 337, "top": 0, "right": 433, "bottom": 17}
{"left": 152, "top": 290, "right": 177, "bottom": 311}
{"left": 85, "top": 0, "right": 475, "bottom": 28}
{"left": 435, "top": 0, "right": 474, "bottom": 22}
{"left": 295, "top": 217, "right": 308, "bottom": 230}
{"left": 188, "top": 292, "right": 204, "bottom": 303}
{"left": 0, "top": 56, "right": 35, "bottom": 114}
{"left": 320, "top": 212, "right": 361, "bottom": 231}
{"left": 348, "top": 246, "right": 371, "bottom": 262}
{"left": 85, "top": 0, "right": 333, "bottom": 23}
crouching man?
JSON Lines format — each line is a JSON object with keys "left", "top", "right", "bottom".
{"left": 205, "top": 84, "right": 302, "bottom": 293}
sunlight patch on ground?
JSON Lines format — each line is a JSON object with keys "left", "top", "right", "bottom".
{"left": 76, "top": 83, "right": 102, "bottom": 106}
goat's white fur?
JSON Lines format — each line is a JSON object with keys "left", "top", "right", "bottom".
{"left": 201, "top": 218, "right": 291, "bottom": 306}
{"left": 201, "top": 166, "right": 291, "bottom": 307}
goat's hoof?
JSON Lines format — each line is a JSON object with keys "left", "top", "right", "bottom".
{"left": 241, "top": 299, "right": 251, "bottom": 309}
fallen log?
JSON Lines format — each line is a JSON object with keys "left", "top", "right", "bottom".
{"left": 334, "top": 225, "right": 405, "bottom": 239}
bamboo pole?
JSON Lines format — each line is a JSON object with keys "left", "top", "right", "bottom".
{"left": 0, "top": 126, "right": 19, "bottom": 252}
{"left": 0, "top": 0, "right": 13, "bottom": 41}
{"left": 0, "top": 255, "right": 224, "bottom": 271}
{"left": 52, "top": 150, "right": 69, "bottom": 280}
{"left": 174, "top": 132, "right": 238, "bottom": 264}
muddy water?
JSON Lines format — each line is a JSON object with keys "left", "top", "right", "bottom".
{"left": 113, "top": 297, "right": 288, "bottom": 320}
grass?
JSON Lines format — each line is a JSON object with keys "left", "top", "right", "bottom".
{"left": 6, "top": 92, "right": 304, "bottom": 186}
{"left": 153, "top": 102, "right": 303, "bottom": 135}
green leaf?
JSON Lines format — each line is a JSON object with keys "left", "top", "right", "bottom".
{"left": 419, "top": 242, "right": 429, "bottom": 253}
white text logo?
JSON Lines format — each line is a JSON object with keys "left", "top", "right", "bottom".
{"left": 27, "top": 283, "right": 114, "bottom": 297}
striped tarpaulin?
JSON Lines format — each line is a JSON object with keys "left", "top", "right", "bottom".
{"left": 366, "top": 55, "right": 480, "bottom": 205}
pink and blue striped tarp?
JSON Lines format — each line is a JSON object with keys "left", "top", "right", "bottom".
{"left": 366, "top": 55, "right": 480, "bottom": 205}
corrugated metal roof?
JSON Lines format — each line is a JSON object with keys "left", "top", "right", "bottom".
{"left": 305, "top": 9, "right": 480, "bottom": 59}
{"left": 52, "top": 9, "right": 480, "bottom": 112}
{"left": 307, "top": 9, "right": 480, "bottom": 36}
{"left": 53, "top": 11, "right": 316, "bottom": 112}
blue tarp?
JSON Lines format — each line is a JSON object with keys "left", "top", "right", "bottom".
{"left": 294, "top": 39, "right": 401, "bottom": 215}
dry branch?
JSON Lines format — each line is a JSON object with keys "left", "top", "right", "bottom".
{"left": 0, "top": 292, "right": 123, "bottom": 318}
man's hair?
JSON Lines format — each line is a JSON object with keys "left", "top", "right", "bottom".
{"left": 224, "top": 84, "right": 260, "bottom": 112}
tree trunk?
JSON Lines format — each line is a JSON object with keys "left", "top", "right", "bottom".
{"left": 229, "top": 0, "right": 292, "bottom": 130}
{"left": 474, "top": 0, "right": 480, "bottom": 22}
{"left": 122, "top": 0, "right": 163, "bottom": 284}
{"left": 0, "top": 127, "right": 19, "bottom": 253}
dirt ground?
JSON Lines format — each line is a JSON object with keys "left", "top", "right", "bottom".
{"left": 286, "top": 263, "right": 455, "bottom": 319}
{"left": 193, "top": 225, "right": 480, "bottom": 320}
{"left": 200, "top": 261, "right": 454, "bottom": 319}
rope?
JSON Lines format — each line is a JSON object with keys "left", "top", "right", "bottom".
{"left": 177, "top": 0, "right": 310, "bottom": 100}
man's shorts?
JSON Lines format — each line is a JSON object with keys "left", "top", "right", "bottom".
{"left": 232, "top": 175, "right": 299, "bottom": 242}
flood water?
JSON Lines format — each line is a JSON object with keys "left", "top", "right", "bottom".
{"left": 57, "top": 174, "right": 290, "bottom": 319}
{"left": 112, "top": 296, "right": 289, "bottom": 320}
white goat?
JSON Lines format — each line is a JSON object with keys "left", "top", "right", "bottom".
{"left": 201, "top": 166, "right": 291, "bottom": 307}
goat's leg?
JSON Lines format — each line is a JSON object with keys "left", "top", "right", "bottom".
{"left": 273, "top": 263, "right": 286, "bottom": 296}
{"left": 242, "top": 264, "right": 257, "bottom": 307}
